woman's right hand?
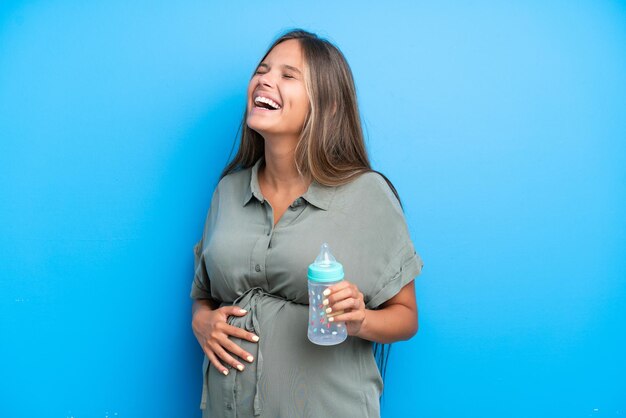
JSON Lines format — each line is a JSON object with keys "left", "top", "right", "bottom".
{"left": 191, "top": 299, "right": 259, "bottom": 375}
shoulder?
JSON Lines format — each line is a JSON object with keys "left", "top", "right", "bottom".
{"left": 336, "top": 171, "right": 403, "bottom": 217}
{"left": 216, "top": 167, "right": 250, "bottom": 191}
{"left": 201, "top": 168, "right": 252, "bottom": 215}
{"left": 213, "top": 167, "right": 251, "bottom": 198}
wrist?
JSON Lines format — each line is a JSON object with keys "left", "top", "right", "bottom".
{"left": 192, "top": 298, "right": 216, "bottom": 317}
{"left": 355, "top": 309, "right": 370, "bottom": 340}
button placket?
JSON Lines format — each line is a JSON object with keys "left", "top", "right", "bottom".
{"left": 281, "top": 197, "right": 306, "bottom": 226}
{"left": 264, "top": 200, "right": 274, "bottom": 236}
{"left": 250, "top": 199, "right": 272, "bottom": 285}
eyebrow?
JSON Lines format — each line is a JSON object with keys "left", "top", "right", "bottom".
{"left": 283, "top": 65, "right": 302, "bottom": 74}
{"left": 257, "top": 63, "right": 302, "bottom": 74}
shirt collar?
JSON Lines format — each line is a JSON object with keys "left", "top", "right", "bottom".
{"left": 243, "top": 158, "right": 265, "bottom": 206}
{"left": 301, "top": 181, "right": 334, "bottom": 211}
{"left": 242, "top": 158, "right": 334, "bottom": 211}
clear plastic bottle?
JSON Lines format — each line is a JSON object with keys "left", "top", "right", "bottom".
{"left": 307, "top": 243, "right": 348, "bottom": 345}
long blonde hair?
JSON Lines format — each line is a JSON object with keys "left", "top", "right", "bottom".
{"left": 221, "top": 29, "right": 372, "bottom": 186}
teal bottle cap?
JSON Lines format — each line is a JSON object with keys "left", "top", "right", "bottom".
{"left": 307, "top": 243, "right": 344, "bottom": 283}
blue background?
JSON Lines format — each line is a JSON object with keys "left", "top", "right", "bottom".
{"left": 1, "top": 1, "right": 625, "bottom": 417}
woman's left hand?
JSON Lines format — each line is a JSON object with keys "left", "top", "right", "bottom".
{"left": 323, "top": 280, "right": 367, "bottom": 337}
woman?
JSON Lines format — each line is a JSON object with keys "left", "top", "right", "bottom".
{"left": 191, "top": 29, "right": 423, "bottom": 417}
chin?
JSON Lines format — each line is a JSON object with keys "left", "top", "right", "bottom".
{"left": 246, "top": 116, "right": 266, "bottom": 134}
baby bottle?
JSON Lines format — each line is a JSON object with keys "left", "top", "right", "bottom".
{"left": 307, "top": 243, "right": 348, "bottom": 345}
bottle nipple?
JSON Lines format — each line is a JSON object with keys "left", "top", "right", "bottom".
{"left": 308, "top": 242, "right": 344, "bottom": 282}
{"left": 314, "top": 243, "right": 336, "bottom": 266}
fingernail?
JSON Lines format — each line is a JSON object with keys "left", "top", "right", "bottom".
{"left": 323, "top": 289, "right": 331, "bottom": 296}
{"left": 236, "top": 364, "right": 244, "bottom": 371}
{"left": 222, "top": 369, "right": 229, "bottom": 376}
{"left": 323, "top": 299, "right": 329, "bottom": 306}
{"left": 239, "top": 309, "right": 247, "bottom": 314}
{"left": 252, "top": 335, "right": 260, "bottom": 342}
{"left": 328, "top": 317, "right": 335, "bottom": 322}
{"left": 247, "top": 355, "right": 254, "bottom": 362}
{"left": 325, "top": 307, "right": 332, "bottom": 314}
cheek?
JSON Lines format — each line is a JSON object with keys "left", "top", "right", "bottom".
{"left": 300, "top": 101, "right": 311, "bottom": 122}
{"left": 246, "top": 79, "right": 257, "bottom": 104}
{"left": 295, "top": 88, "right": 310, "bottom": 117}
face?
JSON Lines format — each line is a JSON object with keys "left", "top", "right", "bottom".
{"left": 246, "top": 39, "right": 310, "bottom": 141}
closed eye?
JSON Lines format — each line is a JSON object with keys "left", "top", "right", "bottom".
{"left": 254, "top": 63, "right": 269, "bottom": 75}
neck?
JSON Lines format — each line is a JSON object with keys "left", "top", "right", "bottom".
{"left": 260, "top": 135, "right": 310, "bottom": 193}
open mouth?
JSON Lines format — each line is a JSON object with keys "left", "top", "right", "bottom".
{"left": 254, "top": 96, "right": 282, "bottom": 110}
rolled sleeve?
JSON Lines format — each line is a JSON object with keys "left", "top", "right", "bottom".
{"left": 366, "top": 241, "right": 423, "bottom": 310}
{"left": 190, "top": 239, "right": 212, "bottom": 299}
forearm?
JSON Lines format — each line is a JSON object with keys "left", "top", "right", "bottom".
{"left": 356, "top": 304, "right": 418, "bottom": 344}
{"left": 192, "top": 298, "right": 218, "bottom": 317}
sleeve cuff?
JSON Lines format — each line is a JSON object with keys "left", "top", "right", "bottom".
{"left": 190, "top": 276, "right": 213, "bottom": 299}
{"left": 366, "top": 249, "right": 423, "bottom": 309}
{"left": 191, "top": 240, "right": 212, "bottom": 299}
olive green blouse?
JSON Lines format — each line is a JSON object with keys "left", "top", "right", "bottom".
{"left": 191, "top": 159, "right": 423, "bottom": 418}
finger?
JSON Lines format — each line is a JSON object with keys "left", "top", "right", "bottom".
{"left": 221, "top": 305, "right": 249, "bottom": 317}
{"left": 211, "top": 325, "right": 255, "bottom": 363}
{"left": 324, "top": 287, "right": 357, "bottom": 306}
{"left": 205, "top": 349, "right": 229, "bottom": 376}
{"left": 210, "top": 341, "right": 246, "bottom": 372}
{"left": 221, "top": 322, "right": 260, "bottom": 343}
{"left": 326, "top": 309, "right": 345, "bottom": 318}
{"left": 328, "top": 309, "right": 365, "bottom": 324}
{"left": 328, "top": 297, "right": 362, "bottom": 314}
{"left": 220, "top": 338, "right": 255, "bottom": 364}
{"left": 325, "top": 281, "right": 351, "bottom": 295}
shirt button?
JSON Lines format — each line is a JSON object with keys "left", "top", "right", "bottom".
{"left": 290, "top": 198, "right": 303, "bottom": 209}
{"left": 226, "top": 403, "right": 233, "bottom": 410}
{"left": 255, "top": 264, "right": 261, "bottom": 272}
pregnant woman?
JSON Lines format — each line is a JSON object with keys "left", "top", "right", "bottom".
{"left": 191, "top": 29, "right": 423, "bottom": 417}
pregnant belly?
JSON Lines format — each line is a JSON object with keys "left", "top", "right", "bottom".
{"left": 205, "top": 288, "right": 380, "bottom": 417}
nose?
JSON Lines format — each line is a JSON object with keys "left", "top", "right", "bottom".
{"left": 258, "top": 71, "right": 274, "bottom": 88}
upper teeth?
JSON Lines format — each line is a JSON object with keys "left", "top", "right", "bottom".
{"left": 255, "top": 96, "right": 281, "bottom": 109}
